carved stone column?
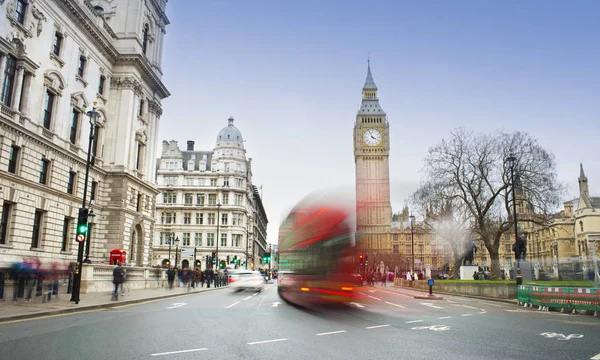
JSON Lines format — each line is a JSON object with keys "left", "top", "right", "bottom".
{"left": 0, "top": 53, "right": 7, "bottom": 93}
{"left": 11, "top": 66, "right": 25, "bottom": 111}
{"left": 19, "top": 71, "right": 32, "bottom": 115}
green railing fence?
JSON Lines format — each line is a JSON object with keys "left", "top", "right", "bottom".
{"left": 517, "top": 285, "right": 599, "bottom": 313}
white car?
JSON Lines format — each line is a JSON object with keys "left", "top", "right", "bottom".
{"left": 229, "top": 270, "right": 264, "bottom": 292}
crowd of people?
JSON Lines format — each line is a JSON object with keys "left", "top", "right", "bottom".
{"left": 7, "top": 258, "right": 70, "bottom": 303}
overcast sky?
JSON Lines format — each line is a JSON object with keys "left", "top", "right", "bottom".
{"left": 158, "top": 0, "right": 600, "bottom": 244}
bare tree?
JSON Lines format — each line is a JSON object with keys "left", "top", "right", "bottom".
{"left": 415, "top": 129, "right": 564, "bottom": 279}
{"left": 412, "top": 182, "right": 471, "bottom": 279}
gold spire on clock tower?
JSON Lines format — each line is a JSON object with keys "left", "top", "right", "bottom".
{"left": 354, "top": 61, "right": 392, "bottom": 251}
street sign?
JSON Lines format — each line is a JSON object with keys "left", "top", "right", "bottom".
{"left": 428, "top": 279, "right": 434, "bottom": 286}
{"left": 76, "top": 234, "right": 85, "bottom": 243}
{"left": 180, "top": 247, "right": 194, "bottom": 258}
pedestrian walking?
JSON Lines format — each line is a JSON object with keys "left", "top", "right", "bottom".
{"left": 167, "top": 267, "right": 175, "bottom": 290}
{"left": 112, "top": 263, "right": 125, "bottom": 300}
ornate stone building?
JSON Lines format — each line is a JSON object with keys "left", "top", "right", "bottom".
{"left": 0, "top": 0, "right": 169, "bottom": 267}
{"left": 153, "top": 117, "right": 269, "bottom": 270}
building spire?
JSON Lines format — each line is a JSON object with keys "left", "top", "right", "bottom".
{"left": 579, "top": 163, "right": 587, "bottom": 181}
{"left": 363, "top": 59, "right": 377, "bottom": 90}
{"left": 578, "top": 163, "right": 591, "bottom": 209}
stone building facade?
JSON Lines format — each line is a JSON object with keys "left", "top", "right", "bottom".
{"left": 0, "top": 0, "right": 170, "bottom": 267}
{"left": 153, "top": 117, "right": 269, "bottom": 270}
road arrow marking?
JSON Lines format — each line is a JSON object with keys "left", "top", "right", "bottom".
{"left": 590, "top": 353, "right": 600, "bottom": 359}
{"left": 349, "top": 302, "right": 365, "bottom": 308}
{"left": 271, "top": 302, "right": 281, "bottom": 307}
{"left": 167, "top": 303, "right": 187, "bottom": 309}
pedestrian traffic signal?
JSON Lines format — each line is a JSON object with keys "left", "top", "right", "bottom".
{"left": 76, "top": 208, "right": 89, "bottom": 243}
{"left": 226, "top": 255, "right": 230, "bottom": 264}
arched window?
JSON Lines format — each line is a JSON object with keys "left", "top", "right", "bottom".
{"left": 142, "top": 24, "right": 149, "bottom": 55}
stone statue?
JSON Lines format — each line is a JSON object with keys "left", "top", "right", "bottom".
{"left": 462, "top": 240, "right": 477, "bottom": 266}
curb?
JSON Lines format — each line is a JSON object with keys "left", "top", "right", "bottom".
{"left": 385, "top": 285, "right": 517, "bottom": 305}
{"left": 0, "top": 287, "right": 225, "bottom": 323}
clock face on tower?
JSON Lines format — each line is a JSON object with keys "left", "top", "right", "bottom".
{"left": 363, "top": 129, "right": 382, "bottom": 146}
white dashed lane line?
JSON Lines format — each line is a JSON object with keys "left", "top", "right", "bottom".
{"left": 151, "top": 348, "right": 208, "bottom": 356}
{"left": 385, "top": 301, "right": 405, "bottom": 308}
{"left": 247, "top": 339, "right": 288, "bottom": 345}
{"left": 243, "top": 296, "right": 252, "bottom": 300}
{"left": 368, "top": 295, "right": 382, "bottom": 301}
{"left": 366, "top": 324, "right": 390, "bottom": 329}
{"left": 461, "top": 314, "right": 473, "bottom": 317}
{"left": 225, "top": 301, "right": 240, "bottom": 308}
{"left": 438, "top": 316, "right": 452, "bottom": 320}
{"left": 316, "top": 330, "right": 347, "bottom": 336}
{"left": 406, "top": 320, "right": 423, "bottom": 323}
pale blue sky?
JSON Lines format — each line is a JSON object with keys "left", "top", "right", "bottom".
{"left": 158, "top": 0, "right": 600, "bottom": 244}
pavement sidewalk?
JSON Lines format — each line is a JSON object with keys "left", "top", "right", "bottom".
{"left": 370, "top": 283, "right": 518, "bottom": 305}
{"left": 0, "top": 284, "right": 225, "bottom": 322}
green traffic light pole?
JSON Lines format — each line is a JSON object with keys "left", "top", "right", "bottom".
{"left": 70, "top": 103, "right": 100, "bottom": 304}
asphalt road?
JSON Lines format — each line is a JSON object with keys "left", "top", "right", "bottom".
{"left": 0, "top": 283, "right": 598, "bottom": 360}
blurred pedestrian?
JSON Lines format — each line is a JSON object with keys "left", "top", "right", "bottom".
{"left": 112, "top": 263, "right": 125, "bottom": 300}
{"left": 167, "top": 267, "right": 175, "bottom": 290}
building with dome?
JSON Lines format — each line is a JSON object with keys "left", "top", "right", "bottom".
{"left": 153, "top": 117, "right": 269, "bottom": 270}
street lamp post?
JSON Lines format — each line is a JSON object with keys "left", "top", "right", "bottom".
{"left": 245, "top": 213, "right": 254, "bottom": 269}
{"left": 506, "top": 149, "right": 522, "bottom": 285}
{"left": 167, "top": 234, "right": 173, "bottom": 267}
{"left": 215, "top": 203, "right": 221, "bottom": 269}
{"left": 173, "top": 237, "right": 180, "bottom": 268}
{"left": 409, "top": 213, "right": 415, "bottom": 274}
{"left": 70, "top": 102, "right": 100, "bottom": 304}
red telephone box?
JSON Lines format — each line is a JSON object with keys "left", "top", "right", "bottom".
{"left": 109, "top": 249, "right": 127, "bottom": 265}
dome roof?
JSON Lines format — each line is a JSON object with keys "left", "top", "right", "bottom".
{"left": 216, "top": 117, "right": 244, "bottom": 146}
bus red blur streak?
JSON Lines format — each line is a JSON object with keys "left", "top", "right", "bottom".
{"left": 278, "top": 204, "right": 357, "bottom": 305}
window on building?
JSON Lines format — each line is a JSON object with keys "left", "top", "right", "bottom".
{"left": 406, "top": 244, "right": 411, "bottom": 254}
{"left": 15, "top": 0, "right": 27, "bottom": 24}
{"left": 138, "top": 99, "right": 144, "bottom": 117}
{"left": 220, "top": 233, "right": 227, "bottom": 247}
{"left": 31, "top": 209, "right": 43, "bottom": 248}
{"left": 163, "top": 193, "right": 176, "bottom": 204}
{"left": 91, "top": 124, "right": 100, "bottom": 157}
{"left": 393, "top": 245, "right": 399, "bottom": 253}
{"left": 77, "top": 56, "right": 86, "bottom": 77}
{"left": 136, "top": 142, "right": 144, "bottom": 171}
{"left": 161, "top": 212, "right": 176, "bottom": 224}
{"left": 196, "top": 194, "right": 205, "bottom": 205}
{"left": 0, "top": 55, "right": 16, "bottom": 106}
{"left": 222, "top": 193, "right": 229, "bottom": 205}
{"left": 67, "top": 171, "right": 76, "bottom": 194}
{"left": 0, "top": 202, "right": 13, "bottom": 245}
{"left": 196, "top": 213, "right": 203, "bottom": 225}
{"left": 39, "top": 158, "right": 50, "bottom": 184}
{"left": 182, "top": 233, "right": 190, "bottom": 246}
{"left": 136, "top": 193, "right": 142, "bottom": 212}
{"left": 207, "top": 233, "right": 215, "bottom": 247}
{"left": 184, "top": 193, "right": 193, "bottom": 205}
{"left": 90, "top": 181, "right": 97, "bottom": 201}
{"left": 43, "top": 90, "right": 55, "bottom": 129}
{"left": 52, "top": 32, "right": 63, "bottom": 56}
{"left": 61, "top": 217, "right": 71, "bottom": 251}
{"left": 164, "top": 176, "right": 177, "bottom": 185}
{"left": 235, "top": 194, "right": 243, "bottom": 206}
{"left": 223, "top": 177, "right": 230, "bottom": 186}
{"left": 210, "top": 178, "right": 217, "bottom": 186}
{"left": 200, "top": 162, "right": 206, "bottom": 171}
{"left": 194, "top": 233, "right": 202, "bottom": 246}
{"left": 8, "top": 145, "right": 20, "bottom": 174}
{"left": 70, "top": 108, "right": 80, "bottom": 144}
{"left": 184, "top": 213, "right": 191, "bottom": 224}
{"left": 208, "top": 194, "right": 217, "bottom": 205}
{"left": 234, "top": 234, "right": 241, "bottom": 247}
{"left": 98, "top": 75, "right": 105, "bottom": 95}
{"left": 224, "top": 162, "right": 230, "bottom": 172}
{"left": 235, "top": 178, "right": 243, "bottom": 187}
{"left": 221, "top": 214, "right": 228, "bottom": 225}
{"left": 580, "top": 221, "right": 584, "bottom": 232}
{"left": 393, "top": 234, "right": 398, "bottom": 242}
{"left": 142, "top": 24, "right": 149, "bottom": 55}
{"left": 208, "top": 213, "right": 215, "bottom": 225}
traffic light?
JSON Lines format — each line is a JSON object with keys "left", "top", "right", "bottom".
{"left": 226, "top": 255, "right": 230, "bottom": 264}
{"left": 233, "top": 256, "right": 237, "bottom": 264}
{"left": 365, "top": 254, "right": 369, "bottom": 264}
{"left": 76, "top": 208, "right": 89, "bottom": 243}
{"left": 195, "top": 260, "right": 201, "bottom": 268}
{"left": 359, "top": 253, "right": 364, "bottom": 265}
{"left": 212, "top": 251, "right": 216, "bottom": 264}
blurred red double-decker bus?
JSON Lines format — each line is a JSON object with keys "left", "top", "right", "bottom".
{"left": 277, "top": 192, "right": 361, "bottom": 306}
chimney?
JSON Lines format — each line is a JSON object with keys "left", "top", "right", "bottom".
{"left": 187, "top": 141, "right": 195, "bottom": 151}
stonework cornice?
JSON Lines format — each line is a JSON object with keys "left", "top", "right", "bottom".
{"left": 115, "top": 54, "right": 170, "bottom": 99}
{"left": 148, "top": 99, "right": 163, "bottom": 117}
{"left": 110, "top": 76, "right": 144, "bottom": 96}
{"left": 55, "top": 0, "right": 119, "bottom": 62}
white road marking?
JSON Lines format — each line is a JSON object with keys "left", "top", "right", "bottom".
{"left": 478, "top": 309, "right": 487, "bottom": 314}
{"left": 406, "top": 320, "right": 423, "bottom": 323}
{"left": 253, "top": 292, "right": 259, "bottom": 296}
{"left": 420, "top": 302, "right": 444, "bottom": 309}
{"left": 349, "top": 302, "right": 365, "bottom": 308}
{"left": 590, "top": 353, "right": 600, "bottom": 359}
{"left": 461, "top": 314, "right": 473, "bottom": 317}
{"left": 369, "top": 290, "right": 376, "bottom": 293}
{"left": 479, "top": 302, "right": 503, "bottom": 307}
{"left": 368, "top": 295, "right": 382, "bottom": 301}
{"left": 225, "top": 301, "right": 240, "bottom": 308}
{"left": 438, "top": 316, "right": 452, "bottom": 320}
{"left": 271, "top": 302, "right": 281, "bottom": 307}
{"left": 243, "top": 296, "right": 252, "bottom": 300}
{"left": 167, "top": 303, "right": 187, "bottom": 309}
{"left": 366, "top": 324, "right": 390, "bottom": 329}
{"left": 151, "top": 348, "right": 208, "bottom": 356}
{"left": 358, "top": 292, "right": 367, "bottom": 295}
{"left": 461, "top": 305, "right": 478, "bottom": 310}
{"left": 247, "top": 338, "right": 288, "bottom": 345}
{"left": 446, "top": 300, "right": 456, "bottom": 303}
{"left": 540, "top": 332, "right": 584, "bottom": 341}
{"left": 411, "top": 325, "right": 451, "bottom": 332}
{"left": 385, "top": 301, "right": 405, "bottom": 308}
{"left": 316, "top": 330, "right": 347, "bottom": 336}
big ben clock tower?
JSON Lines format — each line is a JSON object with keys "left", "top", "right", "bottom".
{"left": 354, "top": 61, "right": 392, "bottom": 252}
